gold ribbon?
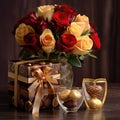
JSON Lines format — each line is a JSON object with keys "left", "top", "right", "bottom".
{"left": 28, "top": 65, "right": 60, "bottom": 117}
{"left": 13, "top": 59, "right": 41, "bottom": 107}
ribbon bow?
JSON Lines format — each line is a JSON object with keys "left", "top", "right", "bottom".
{"left": 28, "top": 65, "right": 59, "bottom": 117}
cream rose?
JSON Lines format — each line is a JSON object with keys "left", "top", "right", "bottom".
{"left": 15, "top": 23, "right": 34, "bottom": 45}
{"left": 37, "top": 5, "right": 54, "bottom": 21}
{"left": 72, "top": 36, "right": 93, "bottom": 55}
{"left": 74, "top": 14, "right": 90, "bottom": 33}
{"left": 66, "top": 22, "right": 84, "bottom": 39}
{"left": 40, "top": 29, "right": 56, "bottom": 53}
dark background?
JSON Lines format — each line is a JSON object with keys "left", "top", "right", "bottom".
{"left": 0, "top": 0, "right": 120, "bottom": 92}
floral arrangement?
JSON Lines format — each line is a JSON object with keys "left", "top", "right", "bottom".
{"left": 13, "top": 4, "right": 101, "bottom": 67}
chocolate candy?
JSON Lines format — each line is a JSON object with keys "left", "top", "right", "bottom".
{"left": 52, "top": 97, "right": 59, "bottom": 108}
{"left": 25, "top": 101, "right": 33, "bottom": 112}
{"left": 69, "top": 89, "right": 81, "bottom": 100}
{"left": 87, "top": 98, "right": 103, "bottom": 109}
{"left": 59, "top": 89, "right": 71, "bottom": 101}
{"left": 63, "top": 100, "right": 77, "bottom": 108}
{"left": 86, "top": 85, "right": 103, "bottom": 98}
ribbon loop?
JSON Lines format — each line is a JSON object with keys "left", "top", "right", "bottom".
{"left": 28, "top": 65, "right": 60, "bottom": 116}
{"left": 31, "top": 68, "right": 43, "bottom": 78}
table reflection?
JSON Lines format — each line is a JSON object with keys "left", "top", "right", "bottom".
{"left": 83, "top": 109, "right": 106, "bottom": 120}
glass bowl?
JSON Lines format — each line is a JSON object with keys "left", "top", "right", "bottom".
{"left": 82, "top": 78, "right": 107, "bottom": 110}
{"left": 57, "top": 87, "right": 83, "bottom": 113}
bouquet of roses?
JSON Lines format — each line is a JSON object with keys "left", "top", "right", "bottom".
{"left": 13, "top": 4, "right": 101, "bottom": 67}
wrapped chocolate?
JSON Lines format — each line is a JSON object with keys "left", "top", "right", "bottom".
{"left": 57, "top": 87, "right": 83, "bottom": 113}
{"left": 87, "top": 98, "right": 103, "bottom": 109}
{"left": 8, "top": 59, "right": 61, "bottom": 115}
{"left": 86, "top": 85, "right": 103, "bottom": 98}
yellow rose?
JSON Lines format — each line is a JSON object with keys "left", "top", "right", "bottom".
{"left": 74, "top": 14, "right": 90, "bottom": 33}
{"left": 37, "top": 5, "right": 54, "bottom": 21}
{"left": 15, "top": 23, "right": 34, "bottom": 45}
{"left": 72, "top": 36, "right": 93, "bottom": 55}
{"left": 66, "top": 22, "right": 84, "bottom": 39}
{"left": 40, "top": 29, "right": 56, "bottom": 53}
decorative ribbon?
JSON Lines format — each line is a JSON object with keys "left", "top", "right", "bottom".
{"left": 14, "top": 59, "right": 41, "bottom": 107}
{"left": 28, "top": 65, "right": 60, "bottom": 117}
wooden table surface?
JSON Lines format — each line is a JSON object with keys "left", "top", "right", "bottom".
{"left": 0, "top": 83, "right": 120, "bottom": 120}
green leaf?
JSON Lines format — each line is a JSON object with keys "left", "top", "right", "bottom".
{"left": 68, "top": 55, "right": 82, "bottom": 67}
{"left": 87, "top": 52, "right": 97, "bottom": 59}
{"left": 19, "top": 49, "right": 25, "bottom": 58}
{"left": 79, "top": 55, "right": 86, "bottom": 61}
{"left": 81, "top": 29, "right": 90, "bottom": 36}
{"left": 19, "top": 49, "right": 35, "bottom": 59}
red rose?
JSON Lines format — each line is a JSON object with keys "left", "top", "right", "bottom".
{"left": 13, "top": 12, "right": 37, "bottom": 34}
{"left": 90, "top": 23, "right": 101, "bottom": 50}
{"left": 90, "top": 23, "right": 97, "bottom": 33}
{"left": 23, "top": 33, "right": 41, "bottom": 52}
{"left": 35, "top": 17, "right": 48, "bottom": 34}
{"left": 13, "top": 12, "right": 48, "bottom": 35}
{"left": 20, "top": 12, "right": 37, "bottom": 26}
{"left": 53, "top": 4, "right": 77, "bottom": 27}
{"left": 57, "top": 34, "right": 77, "bottom": 52}
{"left": 52, "top": 11, "right": 71, "bottom": 26}
{"left": 90, "top": 32, "right": 101, "bottom": 50}
{"left": 55, "top": 4, "right": 77, "bottom": 16}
